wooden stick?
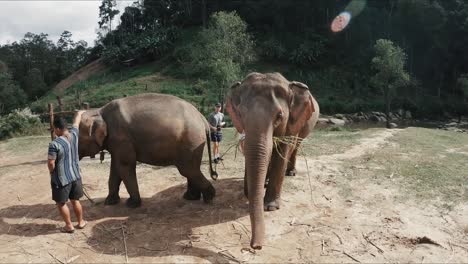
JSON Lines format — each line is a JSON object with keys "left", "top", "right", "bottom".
{"left": 343, "top": 251, "right": 361, "bottom": 263}
{"left": 362, "top": 233, "right": 384, "bottom": 253}
{"left": 333, "top": 231, "right": 343, "bottom": 245}
{"left": 321, "top": 240, "right": 325, "bottom": 255}
{"left": 48, "top": 252, "right": 65, "bottom": 264}
{"left": 121, "top": 225, "right": 128, "bottom": 263}
{"left": 66, "top": 255, "right": 80, "bottom": 263}
{"left": 217, "top": 250, "right": 242, "bottom": 264}
{"left": 48, "top": 103, "right": 55, "bottom": 140}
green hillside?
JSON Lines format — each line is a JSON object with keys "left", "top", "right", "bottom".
{"left": 30, "top": 59, "right": 203, "bottom": 114}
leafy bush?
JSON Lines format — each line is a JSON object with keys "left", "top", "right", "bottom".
{"left": 0, "top": 108, "right": 44, "bottom": 140}
{"left": 0, "top": 72, "right": 27, "bottom": 115}
{"left": 289, "top": 36, "right": 327, "bottom": 65}
{"left": 102, "top": 27, "right": 177, "bottom": 66}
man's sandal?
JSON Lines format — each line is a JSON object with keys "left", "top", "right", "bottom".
{"left": 60, "top": 227, "right": 75, "bottom": 233}
{"left": 76, "top": 221, "right": 87, "bottom": 229}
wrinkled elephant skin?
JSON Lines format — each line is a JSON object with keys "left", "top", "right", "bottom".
{"left": 226, "top": 73, "right": 319, "bottom": 249}
{"left": 78, "top": 93, "right": 217, "bottom": 208}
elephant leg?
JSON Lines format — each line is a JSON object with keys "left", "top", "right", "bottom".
{"left": 105, "top": 158, "right": 122, "bottom": 205}
{"left": 286, "top": 144, "right": 299, "bottom": 176}
{"left": 244, "top": 170, "right": 248, "bottom": 198}
{"left": 183, "top": 169, "right": 215, "bottom": 203}
{"left": 178, "top": 145, "right": 216, "bottom": 203}
{"left": 120, "top": 160, "right": 141, "bottom": 208}
{"left": 264, "top": 143, "right": 290, "bottom": 211}
{"left": 183, "top": 179, "right": 202, "bottom": 201}
{"left": 177, "top": 164, "right": 215, "bottom": 204}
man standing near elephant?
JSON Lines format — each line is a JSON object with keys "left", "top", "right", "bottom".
{"left": 47, "top": 110, "right": 87, "bottom": 233}
{"left": 208, "top": 102, "right": 225, "bottom": 163}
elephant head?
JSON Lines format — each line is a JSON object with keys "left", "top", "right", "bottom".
{"left": 78, "top": 110, "right": 107, "bottom": 160}
{"left": 226, "top": 72, "right": 316, "bottom": 249}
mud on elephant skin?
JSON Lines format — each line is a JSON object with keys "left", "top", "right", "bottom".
{"left": 226, "top": 72, "right": 320, "bottom": 249}
{"left": 78, "top": 93, "right": 217, "bottom": 208}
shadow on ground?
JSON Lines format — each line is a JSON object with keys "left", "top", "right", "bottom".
{"left": 0, "top": 178, "right": 249, "bottom": 261}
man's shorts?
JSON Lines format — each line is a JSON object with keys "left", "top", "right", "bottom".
{"left": 51, "top": 179, "right": 84, "bottom": 204}
{"left": 210, "top": 132, "right": 222, "bottom": 142}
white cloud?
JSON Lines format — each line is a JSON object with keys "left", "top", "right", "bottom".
{"left": 0, "top": 0, "right": 133, "bottom": 46}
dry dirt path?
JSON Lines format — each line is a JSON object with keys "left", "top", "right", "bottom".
{"left": 0, "top": 129, "right": 467, "bottom": 263}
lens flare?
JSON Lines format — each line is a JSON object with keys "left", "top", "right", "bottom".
{"left": 331, "top": 11, "right": 351, "bottom": 33}
{"left": 330, "top": 0, "right": 367, "bottom": 33}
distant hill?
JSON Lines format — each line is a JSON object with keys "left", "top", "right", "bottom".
{"left": 54, "top": 59, "right": 106, "bottom": 93}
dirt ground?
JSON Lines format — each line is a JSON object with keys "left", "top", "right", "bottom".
{"left": 0, "top": 128, "right": 467, "bottom": 263}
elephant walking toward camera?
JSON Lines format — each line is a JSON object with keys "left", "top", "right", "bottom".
{"left": 78, "top": 93, "right": 217, "bottom": 208}
{"left": 226, "top": 72, "right": 319, "bottom": 249}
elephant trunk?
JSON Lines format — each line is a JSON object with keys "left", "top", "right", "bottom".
{"left": 244, "top": 127, "right": 273, "bottom": 249}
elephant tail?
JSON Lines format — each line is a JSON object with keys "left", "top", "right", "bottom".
{"left": 206, "top": 130, "right": 218, "bottom": 180}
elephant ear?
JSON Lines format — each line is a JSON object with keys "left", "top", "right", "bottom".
{"left": 226, "top": 81, "right": 244, "bottom": 133}
{"left": 88, "top": 115, "right": 107, "bottom": 148}
{"left": 288, "top": 81, "right": 315, "bottom": 135}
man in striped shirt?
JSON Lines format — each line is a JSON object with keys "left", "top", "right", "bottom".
{"left": 47, "top": 110, "right": 86, "bottom": 233}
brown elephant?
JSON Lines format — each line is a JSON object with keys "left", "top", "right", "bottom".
{"left": 226, "top": 72, "right": 319, "bottom": 249}
{"left": 78, "top": 93, "right": 217, "bottom": 208}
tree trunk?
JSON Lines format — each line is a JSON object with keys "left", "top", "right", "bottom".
{"left": 201, "top": 0, "right": 207, "bottom": 28}
{"left": 384, "top": 87, "right": 391, "bottom": 129}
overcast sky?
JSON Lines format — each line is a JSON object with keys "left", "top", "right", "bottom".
{"left": 0, "top": 0, "right": 133, "bottom": 46}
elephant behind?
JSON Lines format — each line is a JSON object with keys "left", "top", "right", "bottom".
{"left": 226, "top": 72, "right": 319, "bottom": 249}
{"left": 78, "top": 93, "right": 217, "bottom": 208}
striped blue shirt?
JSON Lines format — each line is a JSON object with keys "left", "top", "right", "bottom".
{"left": 48, "top": 127, "right": 81, "bottom": 186}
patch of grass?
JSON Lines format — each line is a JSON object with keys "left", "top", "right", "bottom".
{"left": 344, "top": 127, "right": 468, "bottom": 208}
{"left": 300, "top": 128, "right": 367, "bottom": 157}
{"left": 0, "top": 134, "right": 50, "bottom": 155}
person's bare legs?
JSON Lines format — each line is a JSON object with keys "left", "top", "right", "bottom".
{"left": 213, "top": 142, "right": 219, "bottom": 159}
{"left": 57, "top": 203, "right": 74, "bottom": 231}
{"left": 70, "top": 200, "right": 86, "bottom": 227}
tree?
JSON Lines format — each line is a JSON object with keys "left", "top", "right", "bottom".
{"left": 185, "top": 11, "right": 255, "bottom": 101}
{"left": 0, "top": 72, "right": 27, "bottom": 114}
{"left": 453, "top": 73, "right": 468, "bottom": 121}
{"left": 22, "top": 68, "right": 47, "bottom": 100}
{"left": 57, "top": 30, "right": 74, "bottom": 51}
{"left": 99, "top": 0, "right": 120, "bottom": 33}
{"left": 371, "top": 39, "right": 410, "bottom": 128}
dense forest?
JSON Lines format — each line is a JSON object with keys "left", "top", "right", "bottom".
{"left": 1, "top": 0, "right": 468, "bottom": 119}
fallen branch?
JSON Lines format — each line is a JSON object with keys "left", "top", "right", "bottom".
{"left": 332, "top": 231, "right": 343, "bottom": 245}
{"left": 321, "top": 240, "right": 325, "bottom": 255}
{"left": 218, "top": 249, "right": 243, "bottom": 264}
{"left": 48, "top": 252, "right": 65, "bottom": 264}
{"left": 121, "top": 225, "right": 128, "bottom": 263}
{"left": 362, "top": 233, "right": 384, "bottom": 253}
{"left": 66, "top": 255, "right": 80, "bottom": 264}
{"left": 451, "top": 243, "right": 468, "bottom": 252}
{"left": 342, "top": 251, "right": 361, "bottom": 263}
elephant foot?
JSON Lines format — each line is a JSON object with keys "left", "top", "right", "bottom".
{"left": 183, "top": 189, "right": 201, "bottom": 201}
{"left": 285, "top": 169, "right": 296, "bottom": 176}
{"left": 104, "top": 194, "right": 120, "bottom": 205}
{"left": 264, "top": 199, "right": 280, "bottom": 211}
{"left": 202, "top": 185, "right": 216, "bottom": 203}
{"left": 126, "top": 197, "right": 142, "bottom": 208}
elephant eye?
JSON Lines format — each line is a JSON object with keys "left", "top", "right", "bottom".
{"left": 273, "top": 111, "right": 284, "bottom": 127}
